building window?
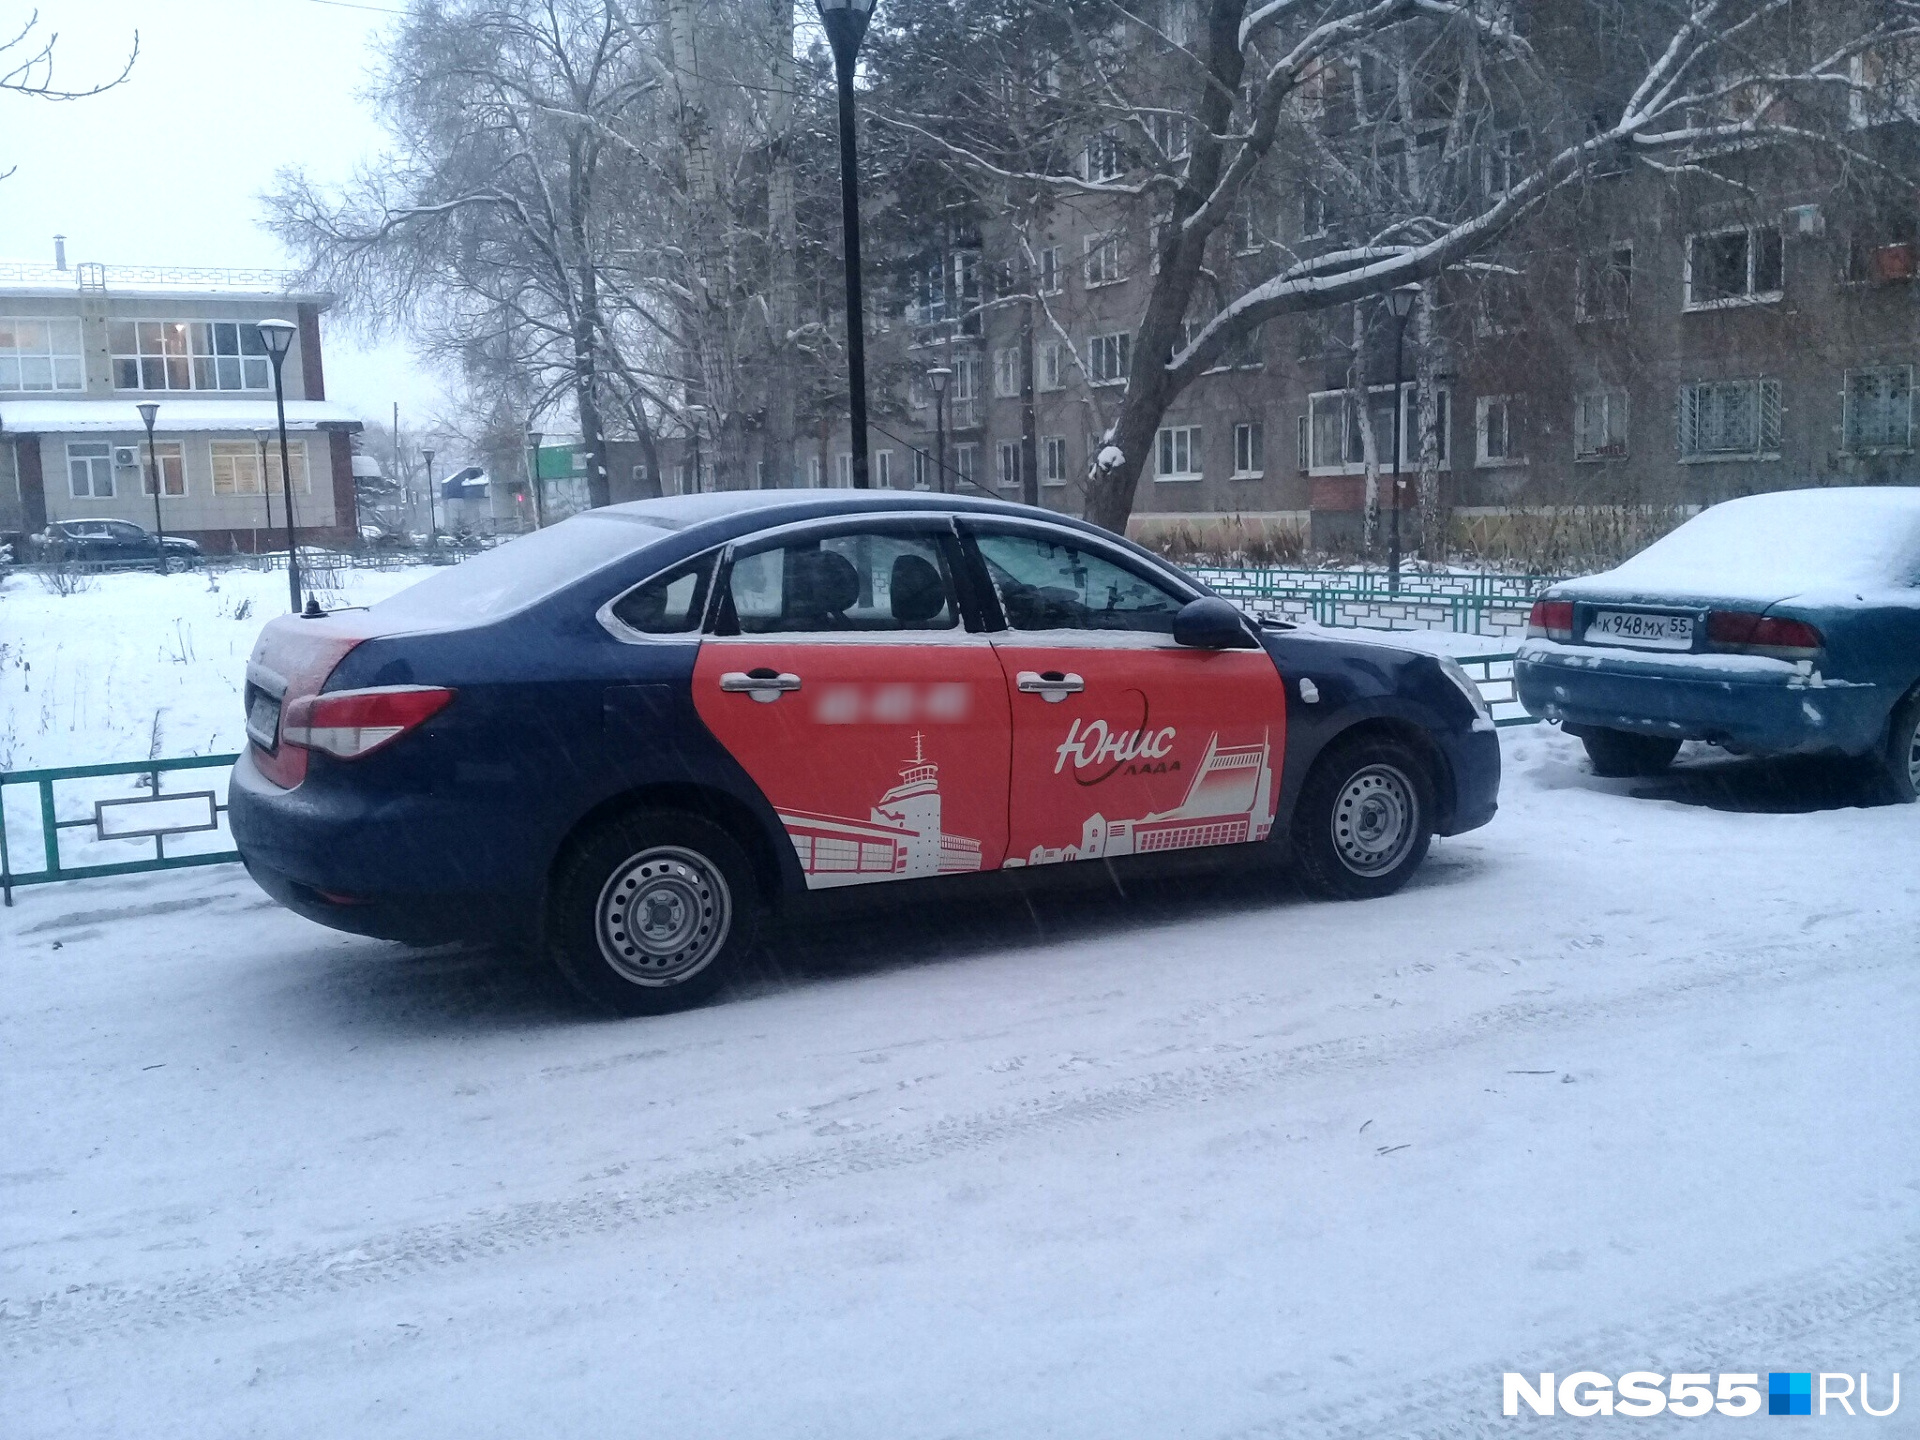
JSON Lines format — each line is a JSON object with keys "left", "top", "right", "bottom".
{"left": 1149, "top": 111, "right": 1190, "bottom": 161}
{"left": 1685, "top": 226, "right": 1784, "bottom": 309}
{"left": 1679, "top": 378, "right": 1781, "bottom": 460}
{"left": 993, "top": 347, "right": 1021, "bottom": 398}
{"left": 1576, "top": 244, "right": 1633, "bottom": 321}
{"left": 806, "top": 455, "right": 822, "bottom": 488}
{"left": 1156, "top": 424, "right": 1202, "bottom": 480}
{"left": 998, "top": 441, "right": 1022, "bottom": 489}
{"left": 1849, "top": 44, "right": 1920, "bottom": 128}
{"left": 916, "top": 260, "right": 947, "bottom": 325}
{"left": 1084, "top": 232, "right": 1124, "bottom": 287}
{"left": 1043, "top": 435, "right": 1069, "bottom": 485}
{"left": 952, "top": 353, "right": 979, "bottom": 403}
{"left": 67, "top": 441, "right": 114, "bottom": 498}
{"left": 1574, "top": 389, "right": 1630, "bottom": 460}
{"left": 0, "top": 317, "right": 84, "bottom": 391}
{"left": 1084, "top": 128, "right": 1124, "bottom": 182}
{"left": 1231, "top": 199, "right": 1260, "bottom": 255}
{"left": 110, "top": 320, "right": 274, "bottom": 391}
{"left": 1482, "top": 127, "right": 1530, "bottom": 197}
{"left": 907, "top": 373, "right": 929, "bottom": 409}
{"left": 138, "top": 440, "right": 187, "bottom": 496}
{"left": 912, "top": 448, "right": 934, "bottom": 490}
{"left": 1475, "top": 396, "right": 1526, "bottom": 467}
{"left": 1844, "top": 365, "right": 1913, "bottom": 451}
{"left": 1038, "top": 341, "right": 1065, "bottom": 392}
{"left": 954, "top": 442, "right": 979, "bottom": 487}
{"left": 835, "top": 452, "right": 854, "bottom": 487}
{"left": 1089, "top": 331, "right": 1131, "bottom": 385}
{"left": 952, "top": 250, "right": 982, "bottom": 332}
{"left": 1304, "top": 385, "right": 1452, "bottom": 474}
{"left": 1232, "top": 421, "right": 1264, "bottom": 476}
{"left": 211, "top": 440, "right": 265, "bottom": 496}
{"left": 874, "top": 449, "right": 893, "bottom": 487}
{"left": 1038, "top": 245, "right": 1062, "bottom": 295}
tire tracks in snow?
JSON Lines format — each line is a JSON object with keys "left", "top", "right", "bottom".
{"left": 3, "top": 931, "right": 1908, "bottom": 1356}
{"left": 1226, "top": 1232, "right": 1920, "bottom": 1438}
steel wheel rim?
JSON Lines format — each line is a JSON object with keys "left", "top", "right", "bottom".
{"left": 1331, "top": 763, "right": 1418, "bottom": 876}
{"left": 595, "top": 846, "right": 731, "bottom": 987}
{"left": 1907, "top": 713, "right": 1920, "bottom": 789}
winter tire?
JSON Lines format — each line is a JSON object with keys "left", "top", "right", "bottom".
{"left": 1868, "top": 689, "right": 1920, "bottom": 804}
{"left": 1291, "top": 736, "right": 1434, "bottom": 900}
{"left": 546, "top": 810, "right": 763, "bottom": 1016}
{"left": 1579, "top": 728, "right": 1681, "bottom": 778}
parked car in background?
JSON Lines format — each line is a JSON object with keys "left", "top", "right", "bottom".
{"left": 35, "top": 519, "right": 202, "bottom": 572}
{"left": 1515, "top": 487, "right": 1920, "bottom": 799}
{"left": 231, "top": 491, "right": 1501, "bottom": 1016}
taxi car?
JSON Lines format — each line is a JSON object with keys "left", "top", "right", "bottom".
{"left": 230, "top": 492, "right": 1500, "bottom": 1014}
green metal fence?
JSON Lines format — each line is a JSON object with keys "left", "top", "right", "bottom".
{"left": 0, "top": 753, "right": 241, "bottom": 905}
{"left": 1451, "top": 653, "right": 1538, "bottom": 728}
{"left": 1190, "top": 566, "right": 1567, "bottom": 639}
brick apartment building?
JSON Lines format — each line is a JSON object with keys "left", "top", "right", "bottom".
{"left": 0, "top": 250, "right": 363, "bottom": 552}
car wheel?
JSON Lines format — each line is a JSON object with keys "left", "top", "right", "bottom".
{"left": 1291, "top": 736, "right": 1434, "bottom": 900}
{"left": 545, "top": 809, "right": 763, "bottom": 1016}
{"left": 163, "top": 554, "right": 192, "bottom": 574}
{"left": 1868, "top": 690, "right": 1920, "bottom": 804}
{"left": 1579, "top": 728, "right": 1681, "bottom": 778}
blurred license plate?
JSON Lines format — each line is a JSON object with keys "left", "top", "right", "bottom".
{"left": 1586, "top": 610, "right": 1694, "bottom": 649}
{"left": 246, "top": 689, "right": 282, "bottom": 749}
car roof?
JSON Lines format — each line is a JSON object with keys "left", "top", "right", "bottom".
{"left": 598, "top": 488, "right": 1110, "bottom": 542}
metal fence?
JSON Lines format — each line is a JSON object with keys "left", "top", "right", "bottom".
{"left": 0, "top": 754, "right": 241, "bottom": 905}
{"left": 1191, "top": 566, "right": 1567, "bottom": 640}
{"left": 1452, "top": 653, "right": 1535, "bottom": 728}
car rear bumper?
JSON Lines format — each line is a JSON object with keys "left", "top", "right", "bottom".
{"left": 228, "top": 748, "right": 536, "bottom": 944}
{"left": 1514, "top": 640, "right": 1884, "bottom": 755}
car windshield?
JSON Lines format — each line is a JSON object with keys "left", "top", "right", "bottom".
{"left": 1598, "top": 488, "right": 1920, "bottom": 596}
{"left": 369, "top": 512, "right": 676, "bottom": 626}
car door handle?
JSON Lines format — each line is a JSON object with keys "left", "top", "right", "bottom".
{"left": 720, "top": 669, "right": 802, "bottom": 703}
{"left": 1016, "top": 670, "right": 1084, "bottom": 702}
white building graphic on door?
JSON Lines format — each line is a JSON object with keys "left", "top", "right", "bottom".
{"left": 1009, "top": 730, "right": 1275, "bottom": 867}
{"left": 778, "top": 734, "right": 985, "bottom": 887}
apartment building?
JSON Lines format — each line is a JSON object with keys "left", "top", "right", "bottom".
{"left": 0, "top": 251, "right": 363, "bottom": 551}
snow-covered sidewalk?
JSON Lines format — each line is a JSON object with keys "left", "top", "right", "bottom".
{"left": 4, "top": 725, "right": 1916, "bottom": 1438}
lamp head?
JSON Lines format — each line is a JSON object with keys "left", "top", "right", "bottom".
{"left": 135, "top": 401, "right": 159, "bottom": 430}
{"left": 255, "top": 427, "right": 273, "bottom": 445}
{"left": 526, "top": 429, "right": 543, "bottom": 452}
{"left": 814, "top": 0, "right": 877, "bottom": 57}
{"left": 1386, "top": 283, "right": 1421, "bottom": 322}
{"left": 256, "top": 317, "right": 298, "bottom": 361}
{"left": 422, "top": 448, "right": 435, "bottom": 465}
{"left": 927, "top": 364, "right": 951, "bottom": 397}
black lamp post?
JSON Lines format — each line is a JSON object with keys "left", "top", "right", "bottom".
{"left": 525, "top": 427, "right": 545, "bottom": 528}
{"left": 136, "top": 401, "right": 166, "bottom": 574}
{"left": 1385, "top": 284, "right": 1421, "bottom": 598}
{"left": 927, "top": 364, "right": 950, "bottom": 493}
{"left": 256, "top": 318, "right": 302, "bottom": 612}
{"left": 254, "top": 427, "right": 275, "bottom": 558}
{"left": 422, "top": 447, "right": 438, "bottom": 540}
{"left": 815, "top": 0, "right": 879, "bottom": 489}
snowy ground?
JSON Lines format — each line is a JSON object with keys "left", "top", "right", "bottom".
{"left": 4, "top": 721, "right": 1917, "bottom": 1437}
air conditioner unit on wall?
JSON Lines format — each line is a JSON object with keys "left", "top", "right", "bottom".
{"left": 113, "top": 445, "right": 139, "bottom": 468}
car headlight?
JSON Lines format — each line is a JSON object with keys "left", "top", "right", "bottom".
{"left": 1437, "top": 655, "right": 1495, "bottom": 726}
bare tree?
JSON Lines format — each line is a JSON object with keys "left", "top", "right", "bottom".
{"left": 882, "top": 0, "right": 1920, "bottom": 533}
{"left": 0, "top": 10, "right": 137, "bottom": 180}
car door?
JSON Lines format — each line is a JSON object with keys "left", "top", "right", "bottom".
{"left": 962, "top": 523, "right": 1287, "bottom": 869}
{"left": 691, "top": 518, "right": 1012, "bottom": 888}
{"left": 103, "top": 520, "right": 150, "bottom": 565}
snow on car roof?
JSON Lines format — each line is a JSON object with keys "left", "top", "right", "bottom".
{"left": 1564, "top": 486, "right": 1920, "bottom": 601}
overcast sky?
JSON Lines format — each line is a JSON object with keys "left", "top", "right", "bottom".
{"left": 0, "top": 0, "right": 446, "bottom": 429}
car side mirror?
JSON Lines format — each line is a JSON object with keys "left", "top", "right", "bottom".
{"left": 1173, "top": 596, "right": 1253, "bottom": 649}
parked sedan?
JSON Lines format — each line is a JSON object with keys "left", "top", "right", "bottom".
{"left": 230, "top": 492, "right": 1500, "bottom": 1014}
{"left": 1515, "top": 487, "right": 1920, "bottom": 798}
{"left": 36, "top": 519, "right": 202, "bottom": 572}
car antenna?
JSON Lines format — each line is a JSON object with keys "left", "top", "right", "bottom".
{"left": 302, "top": 595, "right": 325, "bottom": 619}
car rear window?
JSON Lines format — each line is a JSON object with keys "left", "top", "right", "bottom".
{"left": 369, "top": 513, "right": 676, "bottom": 627}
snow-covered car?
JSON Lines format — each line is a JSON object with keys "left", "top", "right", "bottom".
{"left": 229, "top": 492, "right": 1501, "bottom": 1015}
{"left": 1514, "top": 487, "right": 1920, "bottom": 798}
{"left": 35, "top": 519, "right": 203, "bottom": 572}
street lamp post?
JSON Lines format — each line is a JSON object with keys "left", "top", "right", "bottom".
{"left": 927, "top": 365, "right": 951, "bottom": 494}
{"left": 815, "top": 0, "right": 879, "bottom": 489}
{"left": 1385, "top": 284, "right": 1421, "bottom": 598}
{"left": 254, "top": 428, "right": 275, "bottom": 559}
{"left": 422, "top": 447, "right": 438, "bottom": 541}
{"left": 256, "top": 318, "right": 302, "bottom": 612}
{"left": 686, "top": 405, "right": 708, "bottom": 494}
{"left": 525, "top": 428, "right": 545, "bottom": 529}
{"left": 136, "top": 402, "right": 166, "bottom": 574}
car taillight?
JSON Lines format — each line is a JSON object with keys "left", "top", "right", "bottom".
{"left": 282, "top": 686, "right": 455, "bottom": 760}
{"left": 1706, "top": 610, "right": 1823, "bottom": 657}
{"left": 1527, "top": 599, "right": 1573, "bottom": 641}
